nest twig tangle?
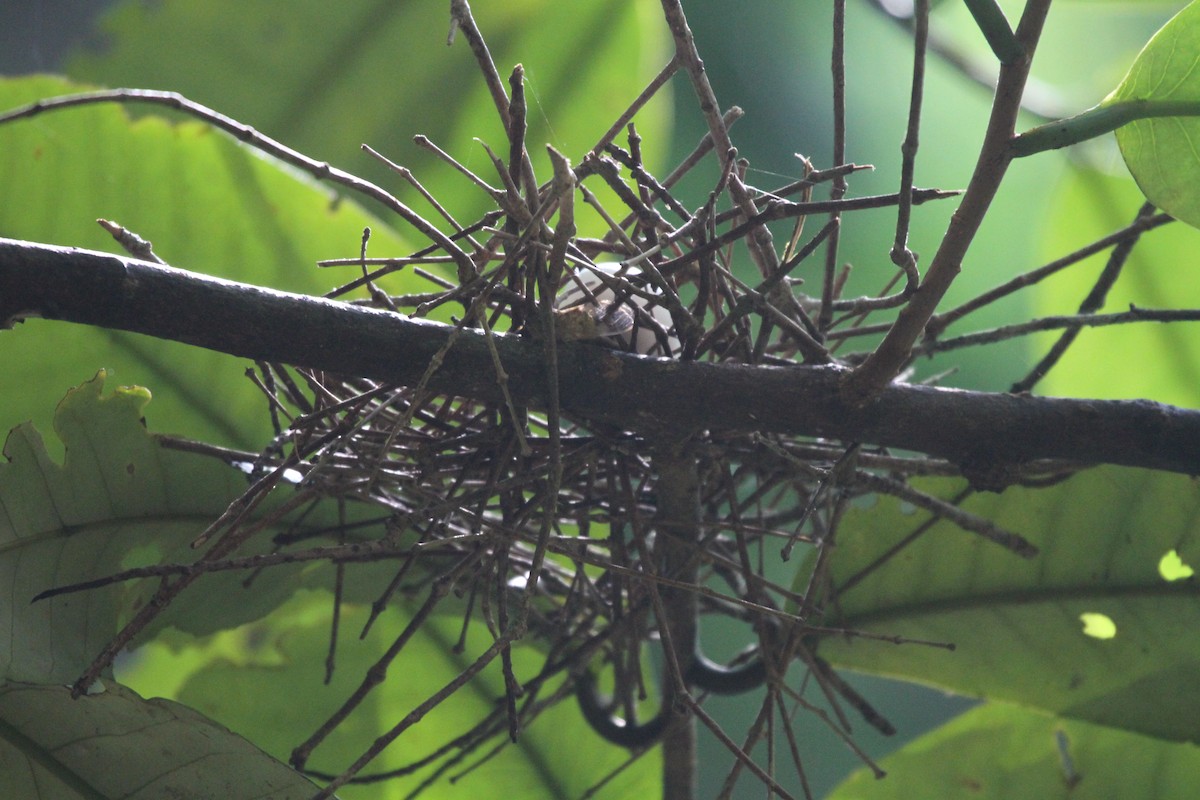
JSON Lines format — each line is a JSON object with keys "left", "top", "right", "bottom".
{"left": 12, "top": 1, "right": 1197, "bottom": 799}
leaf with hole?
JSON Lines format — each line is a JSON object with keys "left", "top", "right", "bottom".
{"left": 811, "top": 467, "right": 1200, "bottom": 743}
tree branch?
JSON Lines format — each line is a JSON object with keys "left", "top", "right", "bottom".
{"left": 2, "top": 237, "right": 1198, "bottom": 481}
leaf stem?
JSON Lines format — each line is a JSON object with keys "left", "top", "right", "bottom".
{"left": 1011, "top": 99, "right": 1200, "bottom": 157}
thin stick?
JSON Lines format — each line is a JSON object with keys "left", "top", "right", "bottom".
{"left": 819, "top": 0, "right": 848, "bottom": 332}
{"left": 1011, "top": 202, "right": 1158, "bottom": 393}
{"left": 0, "top": 88, "right": 480, "bottom": 284}
{"left": 844, "top": 1, "right": 1053, "bottom": 401}
{"left": 925, "top": 211, "right": 1173, "bottom": 338}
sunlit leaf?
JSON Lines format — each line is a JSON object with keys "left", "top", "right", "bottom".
{"left": 0, "top": 372, "right": 380, "bottom": 684}
{"left": 1110, "top": 0, "right": 1200, "bottom": 228}
{"left": 828, "top": 703, "right": 1200, "bottom": 799}
{"left": 0, "top": 75, "right": 410, "bottom": 450}
{"left": 124, "top": 593, "right": 661, "bottom": 800}
{"left": 67, "top": 0, "right": 672, "bottom": 234}
{"left": 812, "top": 467, "right": 1200, "bottom": 743}
{"left": 1035, "top": 167, "right": 1200, "bottom": 407}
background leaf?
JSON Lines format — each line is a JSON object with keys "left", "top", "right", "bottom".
{"left": 0, "top": 680, "right": 322, "bottom": 799}
{"left": 0, "top": 371, "right": 378, "bottom": 684}
{"left": 122, "top": 592, "right": 662, "bottom": 800}
{"left": 0, "top": 74, "right": 410, "bottom": 451}
{"left": 66, "top": 0, "right": 672, "bottom": 234}
{"left": 828, "top": 702, "right": 1200, "bottom": 800}
{"left": 815, "top": 467, "right": 1200, "bottom": 743}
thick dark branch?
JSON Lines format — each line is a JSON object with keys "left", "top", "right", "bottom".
{"left": 2, "top": 237, "right": 1198, "bottom": 480}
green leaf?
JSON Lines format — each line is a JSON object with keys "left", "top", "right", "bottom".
{"left": 1110, "top": 0, "right": 1200, "bottom": 228}
{"left": 0, "top": 74, "right": 410, "bottom": 450}
{"left": 0, "top": 680, "right": 322, "bottom": 799}
{"left": 128, "top": 593, "right": 662, "bottom": 800}
{"left": 1035, "top": 167, "right": 1200, "bottom": 407}
{"left": 814, "top": 467, "right": 1200, "bottom": 742}
{"left": 66, "top": 0, "right": 672, "bottom": 232}
{"left": 828, "top": 703, "right": 1200, "bottom": 799}
{"left": 0, "top": 371, "right": 377, "bottom": 684}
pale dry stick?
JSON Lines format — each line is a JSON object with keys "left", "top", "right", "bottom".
{"left": 781, "top": 156, "right": 814, "bottom": 265}
{"left": 578, "top": 183, "right": 641, "bottom": 254}
{"left": 317, "top": 255, "right": 459, "bottom": 268}
{"left": 774, "top": 692, "right": 816, "bottom": 800}
{"left": 693, "top": 221, "right": 838, "bottom": 359}
{"left": 585, "top": 153, "right": 671, "bottom": 235}
{"left": 659, "top": 5, "right": 825, "bottom": 360}
{"left": 97, "top": 219, "right": 164, "bottom": 264}
{"left": 473, "top": 309, "right": 533, "bottom": 456}
{"left": 747, "top": 163, "right": 867, "bottom": 209}
{"left": 603, "top": 142, "right": 693, "bottom": 223}
{"left": 663, "top": 189, "right": 961, "bottom": 278}
{"left": 309, "top": 595, "right": 524, "bottom": 799}
{"left": 856, "top": 470, "right": 1036, "bottom": 555}
{"left": 32, "top": 535, "right": 410, "bottom": 603}
{"left": 781, "top": 685, "right": 887, "bottom": 778}
{"left": 577, "top": 752, "right": 655, "bottom": 800}
{"left": 507, "top": 64, "right": 537, "bottom": 204}
{"left": 835, "top": 487, "right": 973, "bottom": 597}
{"left": 325, "top": 212, "right": 505, "bottom": 301}
{"left": 663, "top": 107, "right": 746, "bottom": 191}
{"left": 658, "top": 0, "right": 792, "bottom": 316}
{"left": 0, "top": 88, "right": 480, "bottom": 284}
{"left": 821, "top": 271, "right": 917, "bottom": 318}
{"left": 844, "top": 0, "right": 1053, "bottom": 401}
{"left": 68, "top": 468, "right": 323, "bottom": 696}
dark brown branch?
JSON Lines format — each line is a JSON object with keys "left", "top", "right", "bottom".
{"left": 2, "top": 237, "right": 1199, "bottom": 481}
{"left": 844, "top": 0, "right": 1052, "bottom": 400}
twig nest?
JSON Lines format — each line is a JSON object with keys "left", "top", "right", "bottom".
{"left": 555, "top": 263, "right": 678, "bottom": 357}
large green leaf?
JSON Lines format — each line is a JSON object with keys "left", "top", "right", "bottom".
{"left": 814, "top": 467, "right": 1200, "bottom": 743}
{"left": 828, "top": 702, "right": 1200, "bottom": 800}
{"left": 125, "top": 592, "right": 661, "bottom": 800}
{"left": 0, "top": 75, "right": 411, "bottom": 450}
{"left": 0, "top": 371, "right": 379, "bottom": 684}
{"left": 1110, "top": 0, "right": 1200, "bottom": 228}
{"left": 0, "top": 680, "right": 322, "bottom": 799}
{"left": 66, "top": 0, "right": 672, "bottom": 232}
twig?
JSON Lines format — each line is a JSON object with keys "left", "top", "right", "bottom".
{"left": 925, "top": 211, "right": 1174, "bottom": 338}
{"left": 1011, "top": 202, "right": 1158, "bottom": 393}
{"left": 915, "top": 307, "right": 1200, "bottom": 357}
{"left": 844, "top": 0, "right": 1053, "bottom": 401}
{"left": 0, "top": 88, "right": 481, "bottom": 284}
{"left": 819, "top": 0, "right": 848, "bottom": 332}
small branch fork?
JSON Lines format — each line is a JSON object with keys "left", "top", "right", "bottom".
{"left": 844, "top": 0, "right": 1053, "bottom": 402}
{"left": 2, "top": 0, "right": 1197, "bottom": 798}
